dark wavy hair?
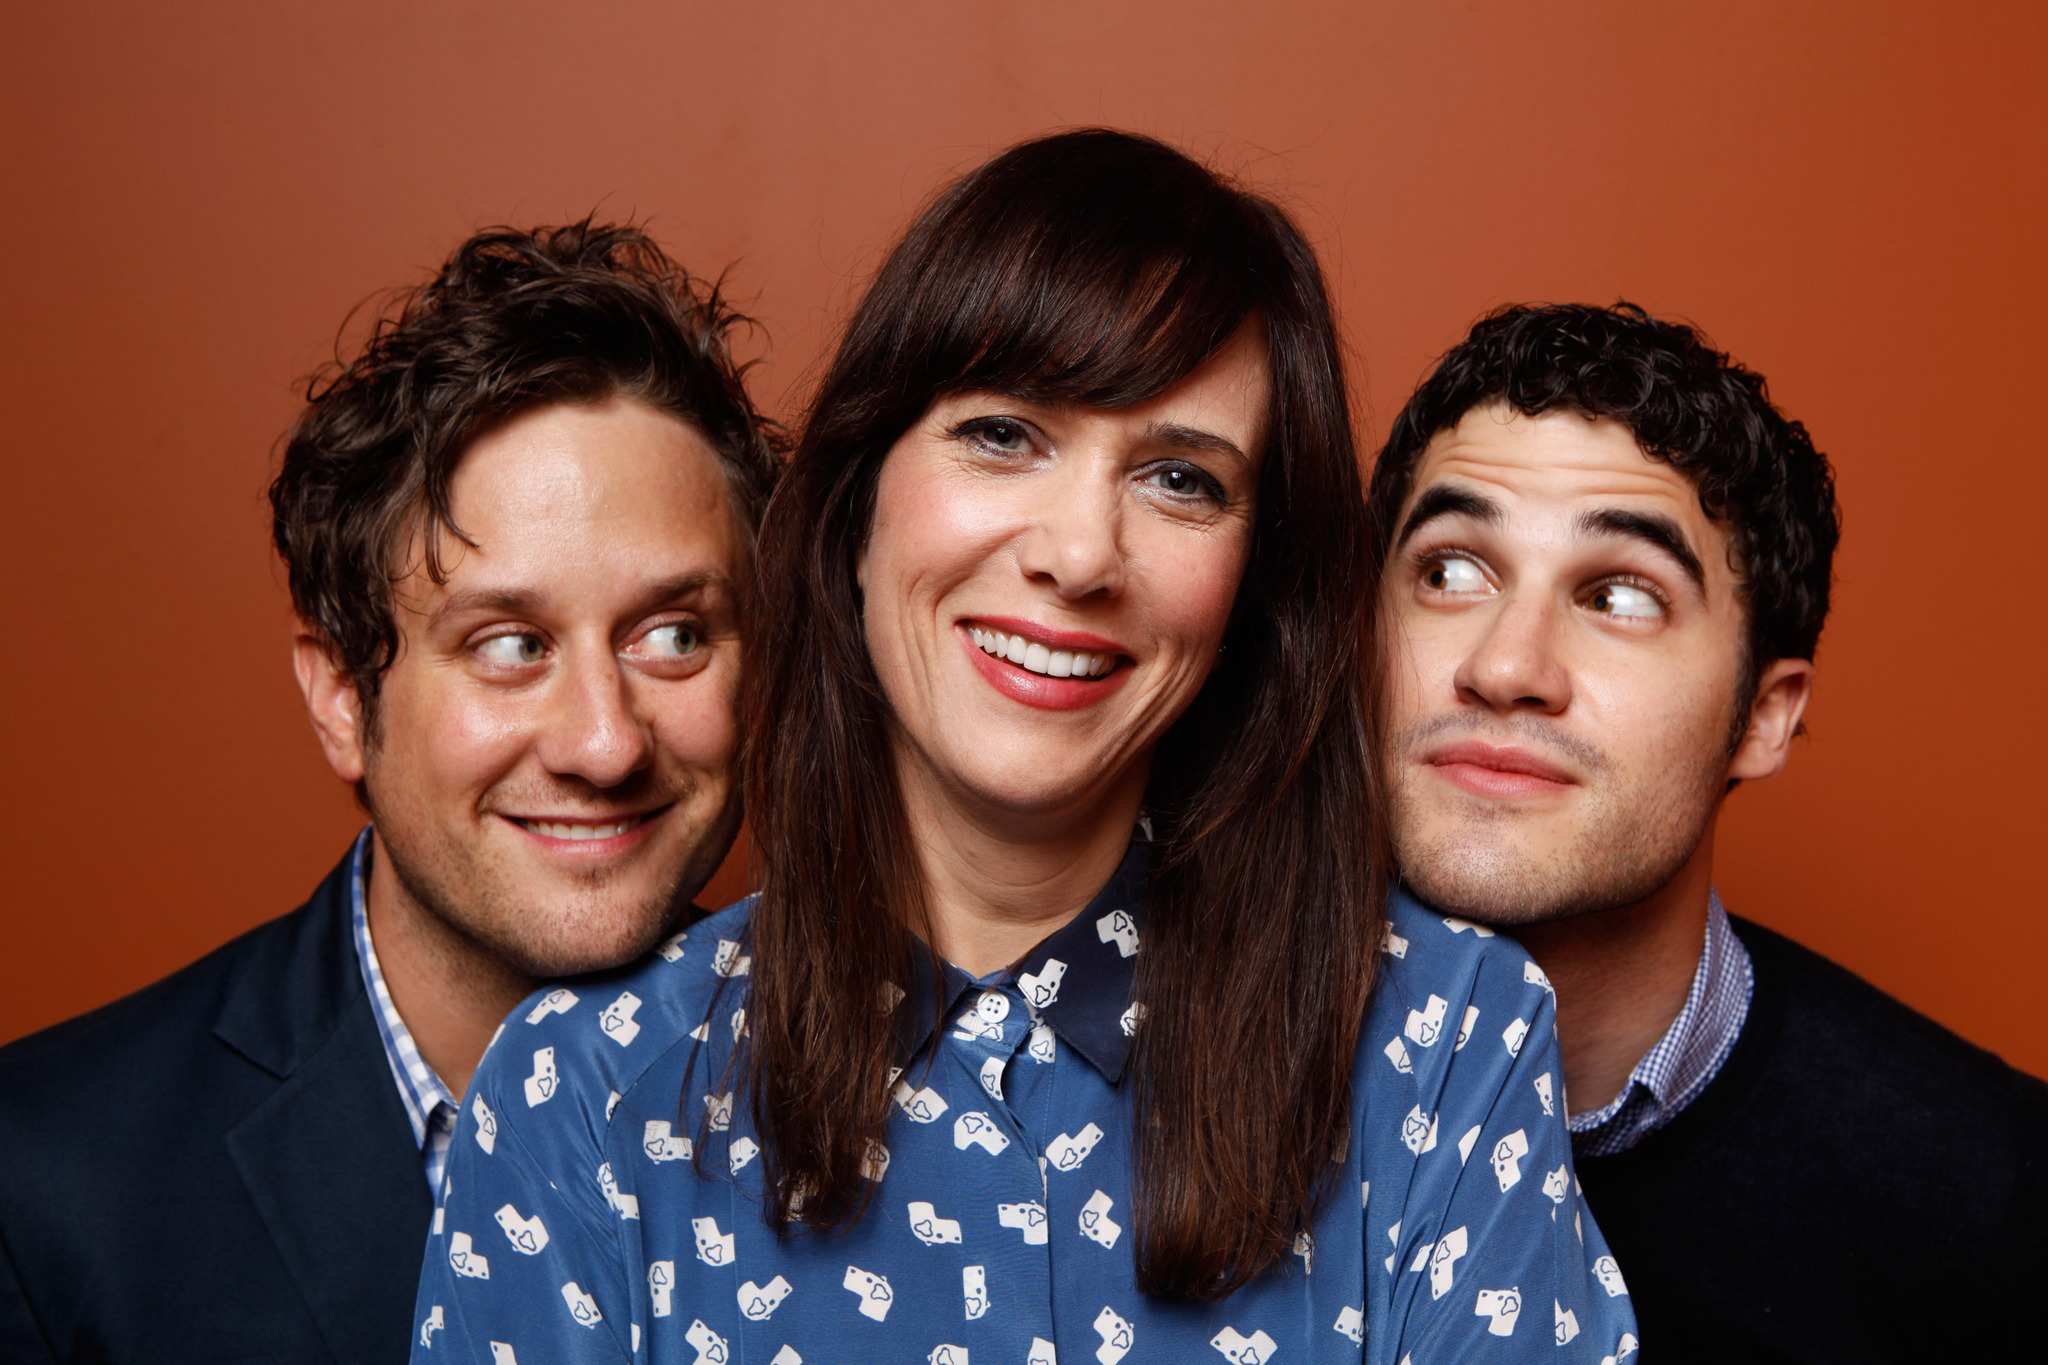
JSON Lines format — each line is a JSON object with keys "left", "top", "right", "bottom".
{"left": 270, "top": 220, "right": 782, "bottom": 725}
{"left": 735, "top": 129, "right": 1381, "bottom": 1300}
{"left": 1368, "top": 302, "right": 1840, "bottom": 704}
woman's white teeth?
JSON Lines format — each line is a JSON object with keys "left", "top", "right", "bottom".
{"left": 969, "top": 627, "right": 1114, "bottom": 678}
{"left": 523, "top": 817, "right": 643, "bottom": 840}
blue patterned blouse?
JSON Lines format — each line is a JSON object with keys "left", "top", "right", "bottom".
{"left": 410, "top": 843, "right": 1638, "bottom": 1364}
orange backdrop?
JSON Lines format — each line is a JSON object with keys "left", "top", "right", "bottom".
{"left": 3, "top": 1, "right": 2043, "bottom": 1072}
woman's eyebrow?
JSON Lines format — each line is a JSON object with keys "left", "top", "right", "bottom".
{"left": 1144, "top": 421, "right": 1247, "bottom": 464}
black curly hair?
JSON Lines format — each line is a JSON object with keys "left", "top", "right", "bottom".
{"left": 270, "top": 220, "right": 782, "bottom": 726}
{"left": 1368, "top": 301, "right": 1840, "bottom": 706}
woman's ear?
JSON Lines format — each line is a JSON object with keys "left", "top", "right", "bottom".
{"left": 291, "top": 622, "right": 369, "bottom": 783}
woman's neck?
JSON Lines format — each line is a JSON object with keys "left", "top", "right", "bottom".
{"left": 895, "top": 747, "right": 1149, "bottom": 976}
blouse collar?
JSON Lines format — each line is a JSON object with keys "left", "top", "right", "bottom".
{"left": 896, "top": 836, "right": 1149, "bottom": 1084}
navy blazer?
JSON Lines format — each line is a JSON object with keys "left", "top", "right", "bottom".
{"left": 0, "top": 849, "right": 431, "bottom": 1363}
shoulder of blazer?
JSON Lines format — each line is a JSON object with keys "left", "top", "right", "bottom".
{"left": 0, "top": 848, "right": 363, "bottom": 1098}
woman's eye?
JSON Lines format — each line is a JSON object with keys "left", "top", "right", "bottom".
{"left": 1421, "top": 555, "right": 1490, "bottom": 594}
{"left": 1587, "top": 582, "right": 1665, "bottom": 619}
{"left": 1145, "top": 465, "right": 1217, "bottom": 499}
{"left": 642, "top": 623, "right": 702, "bottom": 657}
{"left": 476, "top": 633, "right": 546, "bottom": 666}
{"left": 963, "top": 417, "right": 1031, "bottom": 452}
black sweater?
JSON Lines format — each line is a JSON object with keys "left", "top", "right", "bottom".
{"left": 1575, "top": 917, "right": 2048, "bottom": 1363}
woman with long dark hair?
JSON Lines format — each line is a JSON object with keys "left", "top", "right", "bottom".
{"left": 412, "top": 130, "right": 1635, "bottom": 1363}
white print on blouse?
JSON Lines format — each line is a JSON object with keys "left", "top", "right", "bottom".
{"left": 1046, "top": 1123, "right": 1103, "bottom": 1171}
{"left": 907, "top": 1200, "right": 963, "bottom": 1245}
{"left": 739, "top": 1275, "right": 792, "bottom": 1319}
{"left": 963, "top": 1265, "right": 989, "bottom": 1319}
{"left": 730, "top": 1136, "right": 761, "bottom": 1174}
{"left": 419, "top": 1305, "right": 443, "bottom": 1347}
{"left": 471, "top": 1094, "right": 498, "bottom": 1154}
{"left": 649, "top": 1260, "right": 674, "bottom": 1316}
{"left": 1211, "top": 1325, "right": 1280, "bottom": 1363}
{"left": 1096, "top": 910, "right": 1140, "bottom": 957}
{"left": 998, "top": 1201, "right": 1050, "bottom": 1245}
{"left": 523, "top": 1048, "right": 557, "bottom": 1107}
{"left": 1079, "top": 1190, "right": 1122, "bottom": 1249}
{"left": 1019, "top": 959, "right": 1067, "bottom": 1010}
{"left": 692, "top": 1216, "right": 735, "bottom": 1266}
{"left": 644, "top": 1120, "right": 691, "bottom": 1162}
{"left": 656, "top": 929, "right": 687, "bottom": 963}
{"left": 447, "top": 1231, "right": 489, "bottom": 1279}
{"left": 842, "top": 1266, "right": 893, "bottom": 1321}
{"left": 954, "top": 1111, "right": 1010, "bottom": 1155}
{"left": 1334, "top": 1304, "right": 1365, "bottom": 1344}
{"left": 893, "top": 1080, "right": 948, "bottom": 1123}
{"left": 1404, "top": 995, "right": 1449, "bottom": 1047}
{"left": 599, "top": 991, "right": 642, "bottom": 1047}
{"left": 1094, "top": 1306, "right": 1135, "bottom": 1364}
{"left": 683, "top": 1318, "right": 726, "bottom": 1365}
{"left": 1556, "top": 1300, "right": 1581, "bottom": 1345}
{"left": 1535, "top": 1073, "right": 1556, "bottom": 1116}
{"left": 526, "top": 988, "right": 578, "bottom": 1023}
{"left": 712, "top": 940, "right": 751, "bottom": 977}
{"left": 1492, "top": 1129, "right": 1530, "bottom": 1191}
{"left": 1456, "top": 1005, "right": 1480, "bottom": 1050}
{"left": 1592, "top": 1256, "right": 1631, "bottom": 1297}
{"left": 1443, "top": 917, "right": 1496, "bottom": 937}
{"left": 1475, "top": 1287, "right": 1523, "bottom": 1336}
{"left": 493, "top": 1203, "right": 547, "bottom": 1254}
{"left": 559, "top": 1281, "right": 601, "bottom": 1327}
{"left": 1503, "top": 1017, "right": 1530, "bottom": 1056}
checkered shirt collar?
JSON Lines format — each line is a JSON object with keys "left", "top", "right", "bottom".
{"left": 348, "top": 826, "right": 460, "bottom": 1192}
{"left": 1568, "top": 891, "right": 1754, "bottom": 1157}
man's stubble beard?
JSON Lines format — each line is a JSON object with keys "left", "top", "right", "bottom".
{"left": 371, "top": 777, "right": 738, "bottom": 980}
{"left": 1387, "top": 716, "right": 1727, "bottom": 928}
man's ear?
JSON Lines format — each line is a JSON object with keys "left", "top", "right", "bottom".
{"left": 1728, "top": 657, "right": 1815, "bottom": 783}
{"left": 292, "top": 622, "right": 368, "bottom": 784}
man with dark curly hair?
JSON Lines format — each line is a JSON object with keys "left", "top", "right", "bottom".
{"left": 0, "top": 222, "right": 780, "bottom": 1365}
{"left": 1370, "top": 301, "right": 2047, "bottom": 1362}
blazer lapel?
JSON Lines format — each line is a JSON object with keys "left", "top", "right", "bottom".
{"left": 215, "top": 851, "right": 434, "bottom": 1365}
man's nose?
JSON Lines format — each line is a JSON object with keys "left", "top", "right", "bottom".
{"left": 1452, "top": 591, "right": 1572, "bottom": 715}
{"left": 1013, "top": 456, "right": 1125, "bottom": 600}
{"left": 538, "top": 646, "right": 654, "bottom": 788}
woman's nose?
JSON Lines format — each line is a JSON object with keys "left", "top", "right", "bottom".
{"left": 1013, "top": 456, "right": 1126, "bottom": 600}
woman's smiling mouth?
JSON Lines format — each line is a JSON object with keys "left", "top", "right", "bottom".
{"left": 967, "top": 625, "right": 1119, "bottom": 679}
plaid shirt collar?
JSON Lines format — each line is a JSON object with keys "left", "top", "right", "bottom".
{"left": 1568, "top": 890, "right": 1754, "bottom": 1157}
{"left": 348, "top": 826, "right": 460, "bottom": 1193}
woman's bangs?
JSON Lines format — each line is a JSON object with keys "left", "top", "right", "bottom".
{"left": 954, "top": 248, "right": 1263, "bottom": 410}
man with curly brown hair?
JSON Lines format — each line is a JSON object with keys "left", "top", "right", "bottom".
{"left": 1371, "top": 302, "right": 2048, "bottom": 1363}
{"left": 0, "top": 222, "right": 779, "bottom": 1365}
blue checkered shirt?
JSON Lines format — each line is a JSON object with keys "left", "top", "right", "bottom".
{"left": 349, "top": 827, "right": 461, "bottom": 1194}
{"left": 1568, "top": 891, "right": 1753, "bottom": 1157}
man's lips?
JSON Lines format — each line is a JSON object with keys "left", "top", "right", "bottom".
{"left": 1424, "top": 741, "right": 1577, "bottom": 798}
{"left": 498, "top": 804, "right": 673, "bottom": 851}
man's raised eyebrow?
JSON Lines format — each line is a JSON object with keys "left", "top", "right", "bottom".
{"left": 427, "top": 572, "right": 730, "bottom": 625}
{"left": 1395, "top": 484, "right": 1503, "bottom": 550}
{"left": 1577, "top": 508, "right": 1706, "bottom": 591}
{"left": 1144, "top": 421, "right": 1247, "bottom": 464}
